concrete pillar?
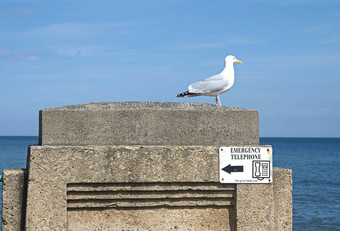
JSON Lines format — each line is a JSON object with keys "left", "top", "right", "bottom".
{"left": 1, "top": 169, "right": 27, "bottom": 231}
{"left": 1, "top": 102, "right": 292, "bottom": 231}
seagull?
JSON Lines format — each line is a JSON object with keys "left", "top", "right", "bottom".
{"left": 176, "top": 55, "right": 242, "bottom": 106}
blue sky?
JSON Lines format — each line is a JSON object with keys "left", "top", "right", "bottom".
{"left": 0, "top": 0, "right": 339, "bottom": 137}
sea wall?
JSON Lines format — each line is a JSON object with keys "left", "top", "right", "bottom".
{"left": 2, "top": 102, "right": 292, "bottom": 230}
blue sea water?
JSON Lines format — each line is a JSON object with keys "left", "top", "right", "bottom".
{"left": 0, "top": 136, "right": 339, "bottom": 230}
{"left": 262, "top": 138, "right": 340, "bottom": 230}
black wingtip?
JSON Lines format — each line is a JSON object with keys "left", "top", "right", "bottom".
{"left": 176, "top": 91, "right": 189, "bottom": 97}
{"left": 176, "top": 91, "right": 201, "bottom": 97}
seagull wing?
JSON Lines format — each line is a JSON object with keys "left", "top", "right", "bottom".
{"left": 188, "top": 79, "right": 229, "bottom": 94}
{"left": 202, "top": 73, "right": 224, "bottom": 81}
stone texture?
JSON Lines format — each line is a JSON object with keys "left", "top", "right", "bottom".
{"left": 67, "top": 182, "right": 236, "bottom": 230}
{"left": 236, "top": 168, "right": 293, "bottom": 231}
{"left": 25, "top": 145, "right": 234, "bottom": 230}
{"left": 67, "top": 182, "right": 235, "bottom": 209}
{"left": 236, "top": 183, "right": 275, "bottom": 231}
{"left": 0, "top": 102, "right": 293, "bottom": 230}
{"left": 39, "top": 102, "right": 259, "bottom": 146}
{"left": 274, "top": 168, "right": 293, "bottom": 230}
{"left": 1, "top": 169, "right": 27, "bottom": 231}
{"left": 68, "top": 208, "right": 235, "bottom": 231}
{"left": 25, "top": 144, "right": 292, "bottom": 231}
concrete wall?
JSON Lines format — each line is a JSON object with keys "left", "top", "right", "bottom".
{"left": 1, "top": 102, "right": 292, "bottom": 231}
{"left": 39, "top": 102, "right": 259, "bottom": 146}
{"left": 1, "top": 169, "right": 26, "bottom": 231}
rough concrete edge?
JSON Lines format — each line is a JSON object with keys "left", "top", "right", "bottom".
{"left": 274, "top": 167, "right": 293, "bottom": 231}
{"left": 30, "top": 144, "right": 270, "bottom": 150}
{"left": 41, "top": 102, "right": 258, "bottom": 111}
{"left": 39, "top": 110, "right": 42, "bottom": 145}
{"left": 1, "top": 169, "right": 27, "bottom": 231}
{"left": 39, "top": 102, "right": 259, "bottom": 146}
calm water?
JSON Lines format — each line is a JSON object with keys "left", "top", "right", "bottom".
{"left": 0, "top": 136, "right": 339, "bottom": 230}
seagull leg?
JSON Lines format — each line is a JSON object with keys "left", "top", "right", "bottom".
{"left": 217, "top": 95, "right": 222, "bottom": 106}
{"left": 215, "top": 95, "right": 221, "bottom": 106}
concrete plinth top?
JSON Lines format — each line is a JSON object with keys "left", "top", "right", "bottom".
{"left": 43, "top": 102, "right": 247, "bottom": 111}
{"left": 39, "top": 102, "right": 259, "bottom": 146}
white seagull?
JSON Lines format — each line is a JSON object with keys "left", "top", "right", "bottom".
{"left": 176, "top": 55, "right": 242, "bottom": 106}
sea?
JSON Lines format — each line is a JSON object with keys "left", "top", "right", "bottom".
{"left": 0, "top": 136, "right": 339, "bottom": 230}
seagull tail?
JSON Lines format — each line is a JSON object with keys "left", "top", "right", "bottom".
{"left": 176, "top": 91, "right": 202, "bottom": 97}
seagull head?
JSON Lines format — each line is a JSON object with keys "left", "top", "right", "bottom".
{"left": 225, "top": 55, "right": 242, "bottom": 65}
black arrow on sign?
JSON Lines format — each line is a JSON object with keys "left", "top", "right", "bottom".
{"left": 222, "top": 164, "right": 244, "bottom": 174}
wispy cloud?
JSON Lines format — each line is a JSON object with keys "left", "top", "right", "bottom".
{"left": 19, "top": 22, "right": 131, "bottom": 41}
{"left": 326, "top": 10, "right": 340, "bottom": 16}
{"left": 0, "top": 21, "right": 133, "bottom": 60}
{"left": 0, "top": 47, "right": 40, "bottom": 61}
{"left": 240, "top": 0, "right": 339, "bottom": 6}
{"left": 45, "top": 44, "right": 114, "bottom": 58}
{"left": 301, "top": 20, "right": 340, "bottom": 44}
{"left": 2, "top": 8, "right": 37, "bottom": 14}
{"left": 0, "top": 21, "right": 133, "bottom": 62}
{"left": 318, "top": 38, "right": 340, "bottom": 44}
{"left": 176, "top": 36, "right": 262, "bottom": 50}
{"left": 244, "top": 54, "right": 340, "bottom": 70}
{"left": 302, "top": 25, "right": 334, "bottom": 34}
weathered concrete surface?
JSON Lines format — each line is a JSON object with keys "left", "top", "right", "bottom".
{"left": 25, "top": 145, "right": 235, "bottom": 230}
{"left": 25, "top": 144, "right": 292, "bottom": 231}
{"left": 67, "top": 182, "right": 235, "bottom": 209}
{"left": 68, "top": 208, "right": 235, "bottom": 231}
{"left": 67, "top": 183, "right": 236, "bottom": 230}
{"left": 236, "top": 168, "right": 292, "bottom": 231}
{"left": 1, "top": 169, "right": 26, "bottom": 231}
{"left": 39, "top": 102, "right": 259, "bottom": 146}
{"left": 274, "top": 168, "right": 293, "bottom": 230}
{"left": 236, "top": 179, "right": 274, "bottom": 230}
{"left": 0, "top": 102, "right": 292, "bottom": 230}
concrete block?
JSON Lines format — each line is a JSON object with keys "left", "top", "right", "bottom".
{"left": 26, "top": 102, "right": 261, "bottom": 230}
{"left": 0, "top": 102, "right": 291, "bottom": 231}
{"left": 274, "top": 168, "right": 293, "bottom": 230}
{"left": 67, "top": 183, "right": 236, "bottom": 231}
{"left": 236, "top": 183, "right": 275, "bottom": 230}
{"left": 25, "top": 145, "right": 236, "bottom": 230}
{"left": 25, "top": 144, "right": 292, "bottom": 231}
{"left": 1, "top": 169, "right": 27, "bottom": 231}
{"left": 39, "top": 102, "right": 259, "bottom": 146}
{"left": 236, "top": 168, "right": 293, "bottom": 231}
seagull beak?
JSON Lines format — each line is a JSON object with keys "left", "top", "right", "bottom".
{"left": 236, "top": 60, "right": 242, "bottom": 64}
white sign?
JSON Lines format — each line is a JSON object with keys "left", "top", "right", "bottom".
{"left": 219, "top": 146, "right": 273, "bottom": 184}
